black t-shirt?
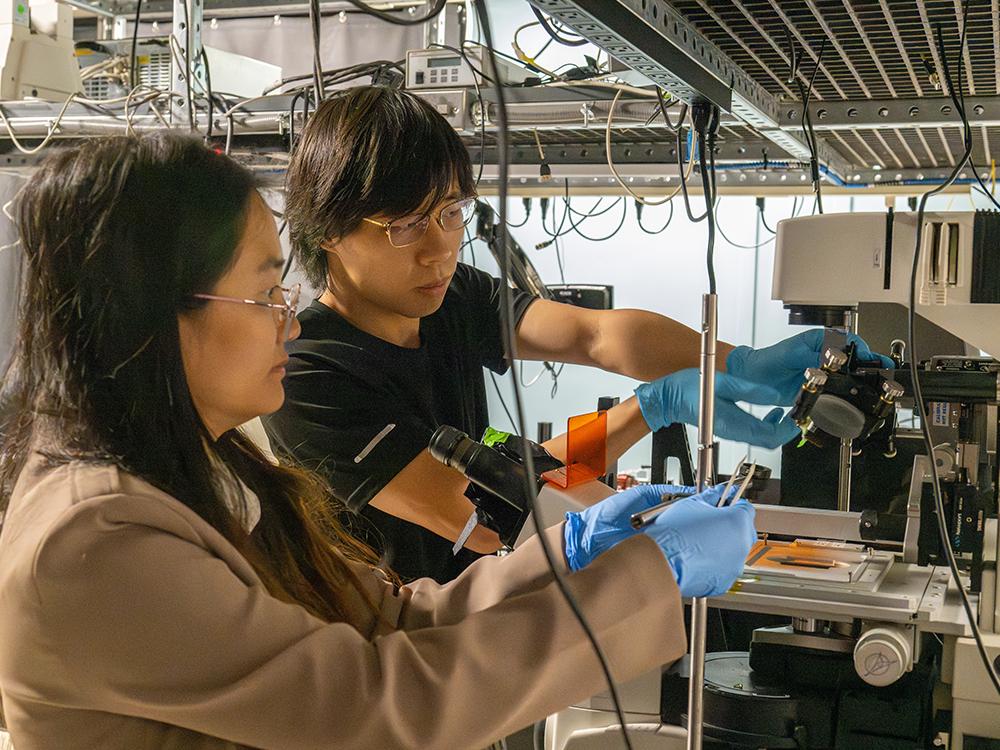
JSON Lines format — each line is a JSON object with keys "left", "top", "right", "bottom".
{"left": 263, "top": 263, "right": 536, "bottom": 583}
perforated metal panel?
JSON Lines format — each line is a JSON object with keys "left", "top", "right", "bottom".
{"left": 666, "top": 0, "right": 997, "bottom": 170}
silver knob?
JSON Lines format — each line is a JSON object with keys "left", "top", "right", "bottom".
{"left": 881, "top": 379, "right": 905, "bottom": 401}
{"left": 822, "top": 348, "right": 848, "bottom": 373}
{"left": 804, "top": 367, "right": 828, "bottom": 390}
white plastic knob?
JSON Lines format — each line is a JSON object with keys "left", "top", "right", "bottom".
{"left": 853, "top": 626, "right": 912, "bottom": 686}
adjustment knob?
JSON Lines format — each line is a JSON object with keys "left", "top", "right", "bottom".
{"left": 854, "top": 626, "right": 912, "bottom": 686}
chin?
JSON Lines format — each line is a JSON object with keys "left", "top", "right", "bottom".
{"left": 403, "top": 295, "right": 447, "bottom": 318}
{"left": 258, "top": 387, "right": 286, "bottom": 416}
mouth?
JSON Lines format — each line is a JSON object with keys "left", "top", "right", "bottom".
{"left": 416, "top": 277, "right": 451, "bottom": 294}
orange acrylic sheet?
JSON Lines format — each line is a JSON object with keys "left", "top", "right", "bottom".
{"left": 541, "top": 411, "right": 608, "bottom": 489}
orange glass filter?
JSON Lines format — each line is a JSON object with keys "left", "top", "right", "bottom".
{"left": 541, "top": 411, "right": 608, "bottom": 488}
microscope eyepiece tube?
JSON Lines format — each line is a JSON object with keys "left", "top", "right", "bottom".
{"left": 428, "top": 425, "right": 537, "bottom": 547}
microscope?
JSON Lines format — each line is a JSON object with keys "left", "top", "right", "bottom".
{"left": 545, "top": 211, "right": 1000, "bottom": 750}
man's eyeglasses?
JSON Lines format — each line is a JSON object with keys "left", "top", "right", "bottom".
{"left": 192, "top": 283, "right": 301, "bottom": 340}
{"left": 363, "top": 196, "right": 478, "bottom": 248}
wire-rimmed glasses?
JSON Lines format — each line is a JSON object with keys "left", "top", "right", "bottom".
{"left": 362, "top": 196, "right": 478, "bottom": 248}
{"left": 192, "top": 283, "right": 301, "bottom": 340}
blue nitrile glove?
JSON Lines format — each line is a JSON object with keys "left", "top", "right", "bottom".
{"left": 635, "top": 369, "right": 799, "bottom": 449}
{"left": 563, "top": 484, "right": 696, "bottom": 572}
{"left": 640, "top": 486, "right": 757, "bottom": 598}
{"left": 726, "top": 329, "right": 895, "bottom": 406}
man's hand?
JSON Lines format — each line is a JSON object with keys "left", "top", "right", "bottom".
{"left": 726, "top": 330, "right": 894, "bottom": 406}
{"left": 635, "top": 370, "right": 799, "bottom": 449}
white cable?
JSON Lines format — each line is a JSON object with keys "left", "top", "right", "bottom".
{"left": 0, "top": 93, "right": 80, "bottom": 155}
{"left": 545, "top": 79, "right": 660, "bottom": 98}
{"left": 605, "top": 88, "right": 692, "bottom": 205}
{"left": 223, "top": 95, "right": 284, "bottom": 155}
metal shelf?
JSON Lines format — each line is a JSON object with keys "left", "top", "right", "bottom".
{"left": 530, "top": 0, "right": 998, "bottom": 174}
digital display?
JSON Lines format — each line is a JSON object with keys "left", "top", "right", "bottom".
{"left": 429, "top": 56, "right": 461, "bottom": 68}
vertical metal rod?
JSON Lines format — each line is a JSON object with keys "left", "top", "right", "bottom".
{"left": 838, "top": 438, "right": 853, "bottom": 512}
{"left": 696, "top": 293, "right": 718, "bottom": 491}
{"left": 687, "top": 292, "right": 717, "bottom": 750}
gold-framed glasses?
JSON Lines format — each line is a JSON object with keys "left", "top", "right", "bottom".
{"left": 192, "top": 283, "right": 301, "bottom": 340}
{"left": 363, "top": 196, "right": 478, "bottom": 248}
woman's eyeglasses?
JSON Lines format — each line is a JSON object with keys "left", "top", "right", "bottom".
{"left": 192, "top": 283, "right": 301, "bottom": 340}
{"left": 363, "top": 196, "right": 478, "bottom": 248}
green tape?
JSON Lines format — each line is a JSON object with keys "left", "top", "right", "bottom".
{"left": 481, "top": 426, "right": 512, "bottom": 448}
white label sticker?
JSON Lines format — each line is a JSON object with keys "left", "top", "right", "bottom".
{"left": 930, "top": 402, "right": 951, "bottom": 427}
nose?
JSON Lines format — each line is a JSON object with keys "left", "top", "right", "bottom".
{"left": 414, "top": 219, "right": 457, "bottom": 266}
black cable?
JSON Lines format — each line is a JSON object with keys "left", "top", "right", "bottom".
{"left": 794, "top": 36, "right": 828, "bottom": 214}
{"left": 716, "top": 200, "right": 777, "bottom": 250}
{"left": 279, "top": 220, "right": 294, "bottom": 282}
{"left": 287, "top": 89, "right": 305, "bottom": 150}
{"left": 561, "top": 184, "right": 627, "bottom": 242}
{"left": 197, "top": 46, "right": 214, "bottom": 140}
{"left": 554, "top": 235, "right": 566, "bottom": 284}
{"left": 530, "top": 6, "right": 588, "bottom": 47}
{"left": 636, "top": 198, "right": 674, "bottom": 234}
{"left": 677, "top": 125, "right": 709, "bottom": 223}
{"left": 948, "top": 5, "right": 1000, "bottom": 212}
{"left": 129, "top": 0, "right": 143, "bottom": 90}
{"left": 694, "top": 109, "right": 718, "bottom": 294}
{"left": 344, "top": 0, "right": 446, "bottom": 25}
{"left": 538, "top": 182, "right": 574, "bottom": 242}
{"left": 656, "top": 89, "right": 683, "bottom": 132}
{"left": 530, "top": 35, "right": 555, "bottom": 61}
{"left": 506, "top": 197, "right": 532, "bottom": 228}
{"left": 264, "top": 61, "right": 405, "bottom": 95}
{"left": 488, "top": 371, "right": 517, "bottom": 430}
{"left": 757, "top": 197, "right": 776, "bottom": 234}
{"left": 471, "top": 3, "right": 634, "bottom": 748}
{"left": 309, "top": 0, "right": 323, "bottom": 103}
{"left": 905, "top": 12, "right": 1000, "bottom": 699}
{"left": 564, "top": 197, "right": 621, "bottom": 219}
{"left": 427, "top": 43, "right": 486, "bottom": 184}
{"left": 539, "top": 189, "right": 620, "bottom": 244}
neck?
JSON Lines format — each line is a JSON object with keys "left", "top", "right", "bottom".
{"left": 318, "top": 288, "right": 421, "bottom": 348}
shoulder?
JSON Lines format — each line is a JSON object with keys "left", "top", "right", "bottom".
{"left": 437, "top": 263, "right": 500, "bottom": 315}
{"left": 1, "top": 458, "right": 241, "bottom": 595}
{"left": 294, "top": 299, "right": 349, "bottom": 342}
{"left": 448, "top": 262, "right": 495, "bottom": 294}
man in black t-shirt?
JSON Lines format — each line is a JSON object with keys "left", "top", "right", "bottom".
{"left": 263, "top": 86, "right": 887, "bottom": 583}
{"left": 267, "top": 263, "right": 536, "bottom": 581}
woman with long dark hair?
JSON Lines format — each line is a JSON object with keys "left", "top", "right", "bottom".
{"left": 0, "top": 133, "right": 754, "bottom": 749}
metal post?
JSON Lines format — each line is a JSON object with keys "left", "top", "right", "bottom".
{"left": 170, "top": 0, "right": 204, "bottom": 127}
{"left": 423, "top": 0, "right": 445, "bottom": 47}
{"left": 838, "top": 438, "right": 853, "bottom": 512}
{"left": 687, "top": 292, "right": 717, "bottom": 750}
{"left": 98, "top": 14, "right": 127, "bottom": 39}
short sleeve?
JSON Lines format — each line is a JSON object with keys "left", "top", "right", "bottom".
{"left": 450, "top": 264, "right": 537, "bottom": 375}
{"left": 263, "top": 364, "right": 432, "bottom": 512}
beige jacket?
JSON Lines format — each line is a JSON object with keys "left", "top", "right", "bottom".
{"left": 0, "top": 456, "right": 687, "bottom": 750}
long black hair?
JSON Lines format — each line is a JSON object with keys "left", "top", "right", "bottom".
{"left": 0, "top": 133, "right": 385, "bottom": 623}
{"left": 285, "top": 85, "right": 476, "bottom": 289}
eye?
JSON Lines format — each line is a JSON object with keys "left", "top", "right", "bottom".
{"left": 392, "top": 213, "right": 428, "bottom": 231}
